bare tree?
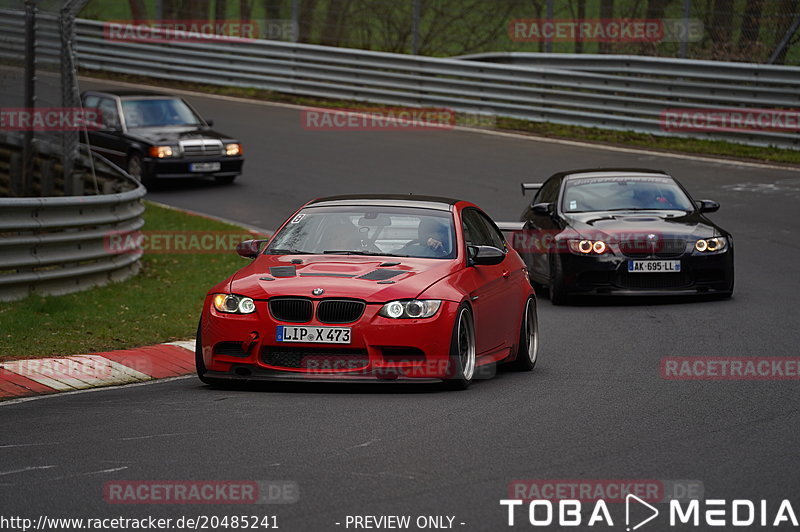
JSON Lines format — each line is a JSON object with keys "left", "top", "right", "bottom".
{"left": 709, "top": 0, "right": 734, "bottom": 58}
{"left": 128, "top": 0, "right": 148, "bottom": 21}
{"left": 320, "top": 0, "right": 350, "bottom": 46}
{"left": 297, "top": 0, "right": 317, "bottom": 43}
{"left": 738, "top": 0, "right": 763, "bottom": 52}
{"left": 772, "top": 0, "right": 800, "bottom": 64}
{"left": 574, "top": 0, "right": 586, "bottom": 53}
{"left": 598, "top": 0, "right": 614, "bottom": 54}
{"left": 263, "top": 0, "right": 283, "bottom": 20}
{"left": 215, "top": 0, "right": 228, "bottom": 21}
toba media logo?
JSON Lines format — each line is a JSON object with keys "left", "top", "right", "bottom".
{"left": 500, "top": 492, "right": 799, "bottom": 529}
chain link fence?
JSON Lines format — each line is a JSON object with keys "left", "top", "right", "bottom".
{"left": 76, "top": 0, "right": 800, "bottom": 64}
{"left": 0, "top": 0, "right": 97, "bottom": 198}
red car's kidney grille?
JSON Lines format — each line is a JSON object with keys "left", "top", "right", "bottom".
{"left": 619, "top": 239, "right": 687, "bottom": 258}
{"left": 261, "top": 347, "right": 369, "bottom": 370}
{"left": 269, "top": 298, "right": 313, "bottom": 323}
{"left": 316, "top": 300, "right": 365, "bottom": 324}
{"left": 616, "top": 271, "right": 691, "bottom": 289}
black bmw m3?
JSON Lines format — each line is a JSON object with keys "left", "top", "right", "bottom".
{"left": 505, "top": 169, "right": 734, "bottom": 304}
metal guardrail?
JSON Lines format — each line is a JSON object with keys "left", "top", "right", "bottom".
{"left": 0, "top": 142, "right": 146, "bottom": 302}
{"left": 0, "top": 12, "right": 798, "bottom": 148}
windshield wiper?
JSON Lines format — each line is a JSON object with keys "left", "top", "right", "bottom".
{"left": 266, "top": 248, "right": 314, "bottom": 255}
{"left": 323, "top": 250, "right": 408, "bottom": 257}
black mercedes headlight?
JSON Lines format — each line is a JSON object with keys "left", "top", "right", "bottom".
{"left": 212, "top": 294, "right": 256, "bottom": 314}
{"left": 694, "top": 237, "right": 728, "bottom": 254}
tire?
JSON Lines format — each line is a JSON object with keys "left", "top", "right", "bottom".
{"left": 442, "top": 305, "right": 476, "bottom": 390}
{"left": 549, "top": 253, "right": 569, "bottom": 305}
{"left": 127, "top": 152, "right": 153, "bottom": 185}
{"left": 215, "top": 175, "right": 237, "bottom": 185}
{"left": 195, "top": 322, "right": 234, "bottom": 388}
{"left": 508, "top": 297, "right": 539, "bottom": 371}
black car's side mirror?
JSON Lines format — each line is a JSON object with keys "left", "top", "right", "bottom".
{"left": 206, "top": 119, "right": 214, "bottom": 127}
{"left": 697, "top": 200, "right": 720, "bottom": 213}
{"left": 532, "top": 202, "right": 554, "bottom": 215}
{"left": 468, "top": 245, "right": 505, "bottom": 266}
{"left": 236, "top": 239, "right": 264, "bottom": 259}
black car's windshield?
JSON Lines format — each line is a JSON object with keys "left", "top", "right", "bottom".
{"left": 267, "top": 206, "right": 456, "bottom": 259}
{"left": 121, "top": 98, "right": 203, "bottom": 128}
{"left": 561, "top": 176, "right": 694, "bottom": 213}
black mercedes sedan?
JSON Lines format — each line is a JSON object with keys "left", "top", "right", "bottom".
{"left": 503, "top": 169, "right": 734, "bottom": 304}
{"left": 81, "top": 90, "right": 244, "bottom": 184}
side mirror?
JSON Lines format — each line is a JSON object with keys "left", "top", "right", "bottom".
{"left": 697, "top": 200, "right": 720, "bottom": 213}
{"left": 205, "top": 119, "right": 214, "bottom": 127}
{"left": 468, "top": 245, "right": 505, "bottom": 266}
{"left": 236, "top": 239, "right": 263, "bottom": 259}
{"left": 532, "top": 202, "right": 554, "bottom": 215}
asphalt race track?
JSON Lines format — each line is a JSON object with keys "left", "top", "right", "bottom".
{"left": 2, "top": 79, "right": 799, "bottom": 531}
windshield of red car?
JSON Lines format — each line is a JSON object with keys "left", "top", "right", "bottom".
{"left": 266, "top": 206, "right": 457, "bottom": 259}
{"left": 561, "top": 176, "right": 694, "bottom": 213}
{"left": 121, "top": 98, "right": 203, "bottom": 128}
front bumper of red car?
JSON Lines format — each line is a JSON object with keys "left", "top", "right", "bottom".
{"left": 199, "top": 297, "right": 461, "bottom": 381}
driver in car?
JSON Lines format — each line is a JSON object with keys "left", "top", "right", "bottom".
{"left": 400, "top": 218, "right": 449, "bottom": 257}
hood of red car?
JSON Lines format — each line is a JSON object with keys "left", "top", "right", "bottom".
{"left": 227, "top": 255, "right": 459, "bottom": 301}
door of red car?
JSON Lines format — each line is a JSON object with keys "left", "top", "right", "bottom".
{"left": 461, "top": 209, "right": 513, "bottom": 356}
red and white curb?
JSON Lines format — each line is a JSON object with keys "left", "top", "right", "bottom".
{"left": 0, "top": 340, "right": 196, "bottom": 400}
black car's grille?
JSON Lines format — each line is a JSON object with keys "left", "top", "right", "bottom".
{"left": 261, "top": 347, "right": 369, "bottom": 370}
{"left": 180, "top": 139, "right": 223, "bottom": 157}
{"left": 269, "top": 298, "right": 313, "bottom": 323}
{"left": 619, "top": 239, "right": 687, "bottom": 258}
{"left": 316, "top": 300, "right": 365, "bottom": 324}
{"left": 616, "top": 271, "right": 691, "bottom": 289}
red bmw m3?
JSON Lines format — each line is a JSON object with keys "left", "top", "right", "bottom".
{"left": 196, "top": 195, "right": 539, "bottom": 389}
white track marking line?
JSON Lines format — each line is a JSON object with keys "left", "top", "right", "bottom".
{"left": 0, "top": 375, "right": 194, "bottom": 407}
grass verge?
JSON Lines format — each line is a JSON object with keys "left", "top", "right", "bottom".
{"left": 82, "top": 70, "right": 800, "bottom": 167}
{"left": 0, "top": 202, "right": 258, "bottom": 361}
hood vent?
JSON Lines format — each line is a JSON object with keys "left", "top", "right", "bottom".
{"left": 270, "top": 265, "right": 297, "bottom": 278}
{"left": 358, "top": 269, "right": 405, "bottom": 281}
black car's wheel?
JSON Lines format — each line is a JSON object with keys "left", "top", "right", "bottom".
{"left": 215, "top": 175, "right": 237, "bottom": 185}
{"left": 127, "top": 152, "right": 146, "bottom": 183}
{"left": 195, "top": 322, "right": 234, "bottom": 388}
{"left": 549, "top": 254, "right": 569, "bottom": 305}
{"left": 443, "top": 305, "right": 476, "bottom": 390}
{"left": 508, "top": 297, "right": 539, "bottom": 371}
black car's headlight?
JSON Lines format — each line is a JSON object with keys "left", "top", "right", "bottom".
{"left": 212, "top": 294, "right": 256, "bottom": 314}
{"left": 149, "top": 145, "right": 178, "bottom": 158}
{"left": 225, "top": 143, "right": 243, "bottom": 156}
{"left": 567, "top": 239, "right": 609, "bottom": 255}
{"left": 379, "top": 299, "right": 441, "bottom": 319}
{"left": 694, "top": 237, "right": 728, "bottom": 254}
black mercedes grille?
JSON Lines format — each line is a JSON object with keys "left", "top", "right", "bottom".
{"left": 316, "top": 300, "right": 365, "bottom": 324}
{"left": 269, "top": 298, "right": 313, "bottom": 323}
{"left": 619, "top": 239, "right": 687, "bottom": 258}
{"left": 616, "top": 271, "right": 691, "bottom": 289}
{"left": 261, "top": 347, "right": 369, "bottom": 370}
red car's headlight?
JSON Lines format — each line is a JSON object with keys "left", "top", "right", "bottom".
{"left": 379, "top": 299, "right": 441, "bottom": 319}
{"left": 212, "top": 294, "right": 256, "bottom": 314}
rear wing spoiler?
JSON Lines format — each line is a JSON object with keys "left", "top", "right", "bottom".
{"left": 494, "top": 221, "right": 526, "bottom": 232}
{"left": 521, "top": 183, "right": 543, "bottom": 195}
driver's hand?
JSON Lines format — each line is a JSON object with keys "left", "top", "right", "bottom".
{"left": 426, "top": 237, "right": 444, "bottom": 251}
